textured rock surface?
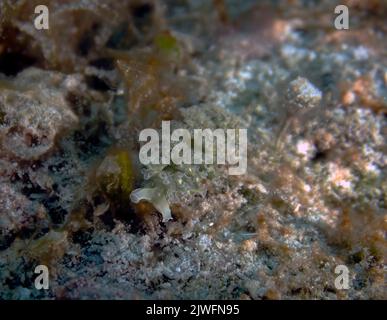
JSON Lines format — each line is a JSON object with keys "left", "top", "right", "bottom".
{"left": 0, "top": 0, "right": 386, "bottom": 299}
{"left": 0, "top": 68, "right": 78, "bottom": 160}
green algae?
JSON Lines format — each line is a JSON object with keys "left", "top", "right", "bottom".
{"left": 154, "top": 31, "right": 179, "bottom": 55}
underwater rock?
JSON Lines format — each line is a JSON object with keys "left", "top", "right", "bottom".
{"left": 0, "top": 68, "right": 78, "bottom": 160}
{"left": 0, "top": 182, "right": 44, "bottom": 242}
{"left": 286, "top": 77, "right": 322, "bottom": 111}
{"left": 0, "top": 0, "right": 385, "bottom": 301}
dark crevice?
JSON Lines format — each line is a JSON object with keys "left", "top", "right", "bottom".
{"left": 0, "top": 52, "right": 37, "bottom": 76}
{"left": 89, "top": 57, "right": 115, "bottom": 70}
{"left": 72, "top": 228, "right": 94, "bottom": 247}
{"left": 85, "top": 75, "right": 112, "bottom": 92}
{"left": 0, "top": 233, "right": 16, "bottom": 251}
{"left": 77, "top": 23, "right": 100, "bottom": 56}
{"left": 131, "top": 2, "right": 154, "bottom": 33}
